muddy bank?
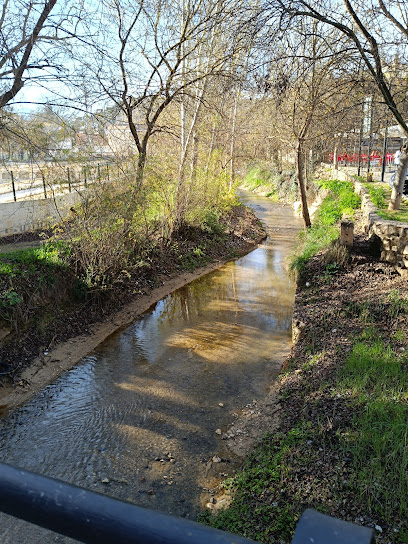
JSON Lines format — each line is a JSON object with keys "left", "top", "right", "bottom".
{"left": 0, "top": 205, "right": 266, "bottom": 412}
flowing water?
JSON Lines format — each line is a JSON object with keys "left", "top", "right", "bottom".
{"left": 0, "top": 192, "right": 302, "bottom": 543}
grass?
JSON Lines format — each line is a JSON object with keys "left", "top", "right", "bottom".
{"left": 336, "top": 335, "right": 408, "bottom": 522}
{"left": 199, "top": 423, "right": 315, "bottom": 543}
{"left": 290, "top": 179, "right": 361, "bottom": 275}
{"left": 364, "top": 183, "right": 408, "bottom": 222}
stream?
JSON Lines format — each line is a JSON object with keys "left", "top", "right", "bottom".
{"left": 0, "top": 192, "right": 302, "bottom": 543}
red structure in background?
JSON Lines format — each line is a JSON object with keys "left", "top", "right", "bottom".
{"left": 328, "top": 152, "right": 394, "bottom": 166}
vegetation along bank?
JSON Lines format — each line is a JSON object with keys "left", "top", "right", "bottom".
{"left": 201, "top": 167, "right": 408, "bottom": 544}
{"left": 0, "top": 177, "right": 265, "bottom": 408}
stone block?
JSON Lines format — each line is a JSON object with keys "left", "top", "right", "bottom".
{"left": 382, "top": 239, "right": 391, "bottom": 251}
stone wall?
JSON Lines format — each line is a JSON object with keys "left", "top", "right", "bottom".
{"left": 331, "top": 164, "right": 408, "bottom": 269}
{"left": 354, "top": 180, "right": 408, "bottom": 268}
{"left": 0, "top": 192, "right": 82, "bottom": 238}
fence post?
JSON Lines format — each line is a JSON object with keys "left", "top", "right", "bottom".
{"left": 42, "top": 173, "right": 47, "bottom": 199}
{"left": 340, "top": 220, "right": 354, "bottom": 247}
{"left": 381, "top": 127, "right": 388, "bottom": 182}
{"left": 11, "top": 171, "right": 16, "bottom": 201}
{"left": 83, "top": 166, "right": 87, "bottom": 188}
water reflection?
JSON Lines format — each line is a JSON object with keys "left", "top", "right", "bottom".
{"left": 0, "top": 192, "right": 302, "bottom": 543}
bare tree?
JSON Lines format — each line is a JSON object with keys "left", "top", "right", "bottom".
{"left": 76, "top": 0, "right": 245, "bottom": 190}
{"left": 272, "top": 0, "right": 408, "bottom": 209}
{"left": 0, "top": 0, "right": 75, "bottom": 109}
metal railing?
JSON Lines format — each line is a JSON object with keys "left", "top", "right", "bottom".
{"left": 0, "top": 463, "right": 375, "bottom": 544}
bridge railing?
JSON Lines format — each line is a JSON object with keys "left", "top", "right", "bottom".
{"left": 0, "top": 463, "right": 375, "bottom": 544}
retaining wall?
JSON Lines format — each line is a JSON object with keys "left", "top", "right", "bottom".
{"left": 332, "top": 168, "right": 408, "bottom": 269}
{"left": 0, "top": 192, "right": 82, "bottom": 238}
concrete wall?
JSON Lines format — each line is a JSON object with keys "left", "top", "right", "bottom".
{"left": 0, "top": 192, "right": 82, "bottom": 238}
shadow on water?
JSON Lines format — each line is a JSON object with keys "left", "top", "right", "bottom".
{"left": 0, "top": 192, "right": 303, "bottom": 543}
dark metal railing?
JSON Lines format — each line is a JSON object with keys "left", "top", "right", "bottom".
{"left": 0, "top": 463, "right": 375, "bottom": 544}
{"left": 0, "top": 463, "right": 257, "bottom": 544}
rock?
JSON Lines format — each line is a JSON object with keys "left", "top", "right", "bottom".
{"left": 147, "top": 489, "right": 155, "bottom": 496}
{"left": 212, "top": 455, "right": 222, "bottom": 463}
{"left": 215, "top": 429, "right": 222, "bottom": 435}
{"left": 218, "top": 403, "right": 224, "bottom": 407}
{"left": 375, "top": 525, "right": 383, "bottom": 533}
{"left": 101, "top": 478, "right": 110, "bottom": 484}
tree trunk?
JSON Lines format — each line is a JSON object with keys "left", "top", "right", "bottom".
{"left": 136, "top": 150, "right": 146, "bottom": 187}
{"left": 229, "top": 92, "right": 238, "bottom": 189}
{"left": 389, "top": 146, "right": 408, "bottom": 211}
{"left": 296, "top": 139, "right": 311, "bottom": 228}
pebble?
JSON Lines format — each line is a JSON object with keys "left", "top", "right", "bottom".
{"left": 215, "top": 429, "right": 222, "bottom": 435}
{"left": 101, "top": 478, "right": 110, "bottom": 484}
{"left": 212, "top": 455, "right": 222, "bottom": 463}
{"left": 218, "top": 403, "right": 224, "bottom": 407}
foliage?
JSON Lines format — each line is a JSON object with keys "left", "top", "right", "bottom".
{"left": 363, "top": 184, "right": 408, "bottom": 222}
{"left": 290, "top": 224, "right": 339, "bottom": 274}
{"left": 290, "top": 179, "right": 360, "bottom": 275}
{"left": 364, "top": 185, "right": 387, "bottom": 209}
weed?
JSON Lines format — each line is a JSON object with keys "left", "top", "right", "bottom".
{"left": 324, "top": 239, "right": 350, "bottom": 268}
{"left": 386, "top": 290, "right": 408, "bottom": 318}
{"left": 392, "top": 329, "right": 405, "bottom": 343}
{"left": 322, "top": 262, "right": 339, "bottom": 283}
{"left": 0, "top": 290, "right": 21, "bottom": 307}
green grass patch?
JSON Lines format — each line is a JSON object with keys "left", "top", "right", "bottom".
{"left": 378, "top": 207, "right": 408, "bottom": 223}
{"left": 364, "top": 183, "right": 408, "bottom": 222}
{"left": 364, "top": 184, "right": 388, "bottom": 209}
{"left": 0, "top": 241, "right": 70, "bottom": 272}
{"left": 290, "top": 179, "right": 361, "bottom": 275}
{"left": 336, "top": 338, "right": 408, "bottom": 520}
{"left": 199, "top": 422, "right": 315, "bottom": 542}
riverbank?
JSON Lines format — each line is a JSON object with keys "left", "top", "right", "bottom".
{"left": 0, "top": 204, "right": 266, "bottom": 412}
{"left": 202, "top": 213, "right": 408, "bottom": 543}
